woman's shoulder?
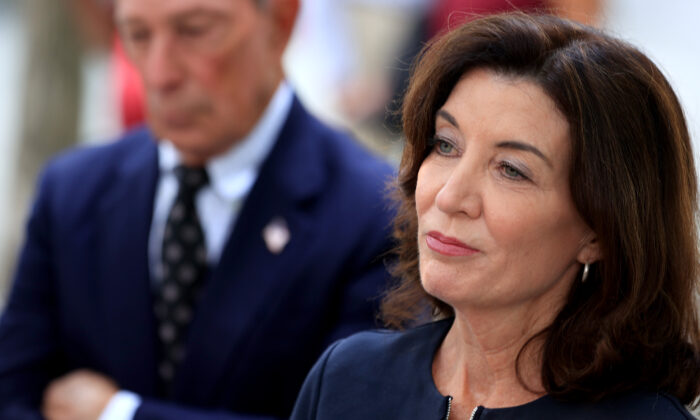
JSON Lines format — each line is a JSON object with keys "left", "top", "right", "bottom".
{"left": 325, "top": 318, "right": 453, "bottom": 371}
{"left": 511, "top": 391, "right": 697, "bottom": 419}
{"left": 311, "top": 318, "right": 453, "bottom": 394}
{"left": 594, "top": 392, "right": 697, "bottom": 419}
{"left": 291, "top": 320, "right": 453, "bottom": 419}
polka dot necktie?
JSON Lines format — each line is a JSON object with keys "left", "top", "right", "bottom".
{"left": 154, "top": 165, "right": 209, "bottom": 394}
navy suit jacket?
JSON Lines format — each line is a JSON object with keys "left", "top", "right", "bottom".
{"left": 291, "top": 319, "right": 696, "bottom": 420}
{"left": 0, "top": 98, "right": 395, "bottom": 419}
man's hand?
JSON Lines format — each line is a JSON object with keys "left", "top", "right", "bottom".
{"left": 42, "top": 369, "right": 119, "bottom": 420}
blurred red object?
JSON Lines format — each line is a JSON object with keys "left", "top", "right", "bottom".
{"left": 428, "top": 0, "right": 546, "bottom": 37}
{"left": 113, "top": 37, "right": 145, "bottom": 129}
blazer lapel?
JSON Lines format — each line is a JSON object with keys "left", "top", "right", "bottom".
{"left": 95, "top": 132, "right": 159, "bottom": 395}
{"left": 174, "top": 99, "right": 326, "bottom": 402}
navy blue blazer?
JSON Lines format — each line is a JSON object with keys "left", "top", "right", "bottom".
{"left": 292, "top": 318, "right": 696, "bottom": 420}
{"left": 0, "top": 98, "right": 395, "bottom": 419}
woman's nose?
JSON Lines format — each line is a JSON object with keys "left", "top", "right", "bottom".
{"left": 434, "top": 157, "right": 483, "bottom": 219}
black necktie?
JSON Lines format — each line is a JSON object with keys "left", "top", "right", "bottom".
{"left": 154, "top": 165, "right": 209, "bottom": 393}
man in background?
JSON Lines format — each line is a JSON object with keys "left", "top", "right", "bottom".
{"left": 0, "top": 0, "right": 395, "bottom": 418}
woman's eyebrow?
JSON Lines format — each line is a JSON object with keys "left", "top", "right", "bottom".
{"left": 438, "top": 109, "right": 553, "bottom": 168}
{"left": 437, "top": 109, "right": 459, "bottom": 128}
{"left": 496, "top": 141, "right": 553, "bottom": 168}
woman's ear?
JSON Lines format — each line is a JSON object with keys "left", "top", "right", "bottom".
{"left": 576, "top": 231, "right": 602, "bottom": 264}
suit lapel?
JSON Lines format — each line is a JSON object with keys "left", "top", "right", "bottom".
{"left": 174, "top": 99, "right": 326, "bottom": 402}
{"left": 95, "top": 132, "right": 159, "bottom": 395}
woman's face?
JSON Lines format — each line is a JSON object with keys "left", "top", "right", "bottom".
{"left": 416, "top": 68, "right": 598, "bottom": 316}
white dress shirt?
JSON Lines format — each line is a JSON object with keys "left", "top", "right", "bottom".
{"left": 99, "top": 82, "right": 293, "bottom": 420}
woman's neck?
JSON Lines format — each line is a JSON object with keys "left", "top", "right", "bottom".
{"left": 432, "top": 304, "right": 557, "bottom": 418}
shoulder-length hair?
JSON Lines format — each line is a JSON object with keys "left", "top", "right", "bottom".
{"left": 382, "top": 12, "right": 700, "bottom": 405}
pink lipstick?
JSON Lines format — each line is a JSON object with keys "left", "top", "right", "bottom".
{"left": 425, "top": 231, "right": 479, "bottom": 257}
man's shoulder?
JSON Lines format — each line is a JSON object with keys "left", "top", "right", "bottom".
{"left": 269, "top": 100, "right": 395, "bottom": 230}
{"left": 35, "top": 126, "right": 157, "bottom": 213}
{"left": 283, "top": 100, "right": 394, "bottom": 183}
{"left": 315, "top": 122, "right": 393, "bottom": 180}
{"left": 307, "top": 121, "right": 394, "bottom": 205}
{"left": 45, "top": 126, "right": 154, "bottom": 178}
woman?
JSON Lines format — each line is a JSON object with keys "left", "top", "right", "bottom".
{"left": 291, "top": 13, "right": 700, "bottom": 419}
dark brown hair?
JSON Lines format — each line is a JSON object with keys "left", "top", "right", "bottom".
{"left": 382, "top": 12, "right": 700, "bottom": 405}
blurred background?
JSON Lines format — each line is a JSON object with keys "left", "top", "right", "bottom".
{"left": 1, "top": 0, "right": 700, "bottom": 308}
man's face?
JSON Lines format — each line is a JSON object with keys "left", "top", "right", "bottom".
{"left": 116, "top": 0, "right": 286, "bottom": 164}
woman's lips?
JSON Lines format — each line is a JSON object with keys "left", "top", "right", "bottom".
{"left": 425, "top": 231, "right": 480, "bottom": 257}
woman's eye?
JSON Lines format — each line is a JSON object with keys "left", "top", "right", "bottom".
{"left": 500, "top": 162, "right": 528, "bottom": 180}
{"left": 433, "top": 139, "right": 455, "bottom": 155}
{"left": 504, "top": 165, "right": 519, "bottom": 177}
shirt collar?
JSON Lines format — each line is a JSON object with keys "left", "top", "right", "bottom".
{"left": 158, "top": 82, "right": 294, "bottom": 202}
